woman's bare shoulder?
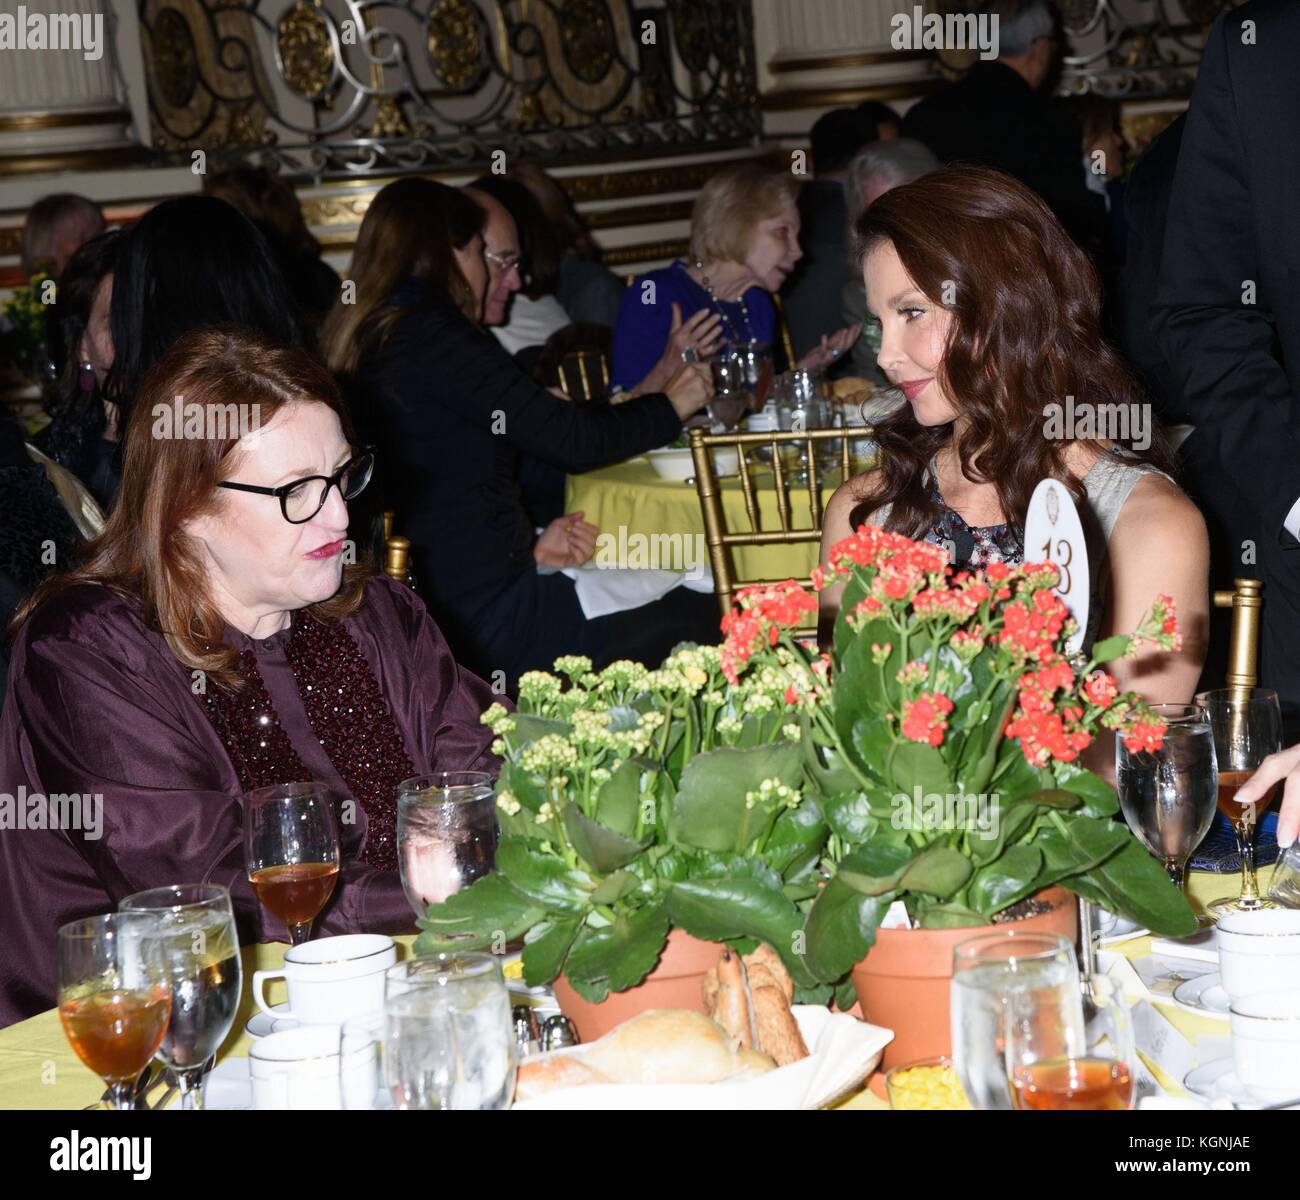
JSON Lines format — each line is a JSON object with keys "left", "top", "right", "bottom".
{"left": 825, "top": 471, "right": 880, "bottom": 533}
{"left": 1113, "top": 471, "right": 1206, "bottom": 544}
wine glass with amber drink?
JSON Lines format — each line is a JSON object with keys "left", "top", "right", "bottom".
{"left": 58, "top": 912, "right": 172, "bottom": 1110}
{"left": 1198, "top": 689, "right": 1285, "bottom": 914}
{"left": 245, "top": 781, "right": 341, "bottom": 946}
{"left": 1005, "top": 974, "right": 1135, "bottom": 1111}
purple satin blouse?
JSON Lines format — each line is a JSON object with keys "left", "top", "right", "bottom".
{"left": 0, "top": 576, "right": 502, "bottom": 1025}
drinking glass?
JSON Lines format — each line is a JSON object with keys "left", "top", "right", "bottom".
{"left": 339, "top": 1011, "right": 392, "bottom": 1110}
{"left": 1115, "top": 703, "right": 1218, "bottom": 889}
{"left": 1198, "top": 688, "right": 1285, "bottom": 913}
{"left": 1268, "top": 844, "right": 1300, "bottom": 908}
{"left": 775, "top": 368, "right": 829, "bottom": 483}
{"left": 1005, "top": 973, "right": 1135, "bottom": 1110}
{"left": 707, "top": 349, "right": 750, "bottom": 430}
{"left": 57, "top": 912, "right": 173, "bottom": 1110}
{"left": 397, "top": 772, "right": 498, "bottom": 916}
{"left": 244, "top": 781, "right": 341, "bottom": 945}
{"left": 950, "top": 930, "right": 1081, "bottom": 1110}
{"left": 383, "top": 953, "right": 515, "bottom": 1109}
{"left": 119, "top": 884, "right": 242, "bottom": 1110}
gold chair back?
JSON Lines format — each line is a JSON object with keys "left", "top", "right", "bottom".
{"left": 1212, "top": 578, "right": 1262, "bottom": 695}
{"left": 688, "top": 425, "right": 863, "bottom": 638}
{"left": 556, "top": 348, "right": 611, "bottom": 403}
{"left": 770, "top": 292, "right": 797, "bottom": 367}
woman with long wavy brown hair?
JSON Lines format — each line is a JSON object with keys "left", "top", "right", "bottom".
{"left": 0, "top": 327, "right": 499, "bottom": 1025}
{"left": 820, "top": 166, "right": 1208, "bottom": 735}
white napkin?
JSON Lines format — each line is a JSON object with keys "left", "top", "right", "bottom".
{"left": 562, "top": 563, "right": 715, "bottom": 620}
{"left": 512, "top": 1007, "right": 893, "bottom": 1110}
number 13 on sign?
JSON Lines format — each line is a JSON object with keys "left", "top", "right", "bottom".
{"left": 1023, "top": 478, "right": 1090, "bottom": 656}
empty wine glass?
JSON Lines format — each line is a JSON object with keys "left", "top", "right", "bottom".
{"left": 119, "top": 884, "right": 242, "bottom": 1110}
{"left": 383, "top": 953, "right": 515, "bottom": 1110}
{"left": 950, "top": 930, "right": 1081, "bottom": 1110}
{"left": 397, "top": 772, "right": 498, "bottom": 916}
{"left": 1115, "top": 703, "right": 1218, "bottom": 889}
{"left": 244, "top": 781, "right": 340, "bottom": 945}
{"left": 1006, "top": 973, "right": 1135, "bottom": 1111}
{"left": 58, "top": 912, "right": 172, "bottom": 1110}
{"left": 1198, "top": 688, "right": 1285, "bottom": 914}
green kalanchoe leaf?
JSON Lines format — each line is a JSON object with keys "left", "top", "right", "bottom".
{"left": 966, "top": 844, "right": 1044, "bottom": 917}
{"left": 563, "top": 903, "right": 671, "bottom": 1003}
{"left": 836, "top": 843, "right": 971, "bottom": 899}
{"left": 495, "top": 837, "right": 593, "bottom": 915}
{"left": 665, "top": 876, "right": 813, "bottom": 987}
{"left": 414, "top": 873, "right": 544, "bottom": 954}
{"left": 803, "top": 876, "right": 889, "bottom": 983}
{"left": 594, "top": 758, "right": 642, "bottom": 836}
{"left": 1053, "top": 763, "right": 1119, "bottom": 817}
{"left": 669, "top": 743, "right": 803, "bottom": 853}
{"left": 1089, "top": 635, "right": 1132, "bottom": 664}
{"left": 561, "top": 804, "right": 651, "bottom": 875}
{"left": 521, "top": 916, "right": 583, "bottom": 987}
{"left": 588, "top": 870, "right": 641, "bottom": 906}
{"left": 914, "top": 901, "right": 988, "bottom": 929}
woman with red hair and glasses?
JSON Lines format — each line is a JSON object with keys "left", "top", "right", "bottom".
{"left": 819, "top": 166, "right": 1209, "bottom": 776}
{"left": 0, "top": 328, "right": 499, "bottom": 1025}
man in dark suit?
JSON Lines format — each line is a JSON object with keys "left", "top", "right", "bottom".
{"left": 1152, "top": 0, "right": 1300, "bottom": 741}
{"left": 901, "top": 0, "right": 1103, "bottom": 250}
{"left": 781, "top": 108, "right": 877, "bottom": 375}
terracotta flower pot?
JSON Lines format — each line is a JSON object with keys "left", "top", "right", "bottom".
{"left": 849, "top": 887, "right": 1078, "bottom": 1072}
{"left": 552, "top": 929, "right": 723, "bottom": 1043}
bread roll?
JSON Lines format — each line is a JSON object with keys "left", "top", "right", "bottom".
{"left": 515, "top": 1054, "right": 608, "bottom": 1102}
{"left": 582, "top": 1010, "right": 741, "bottom": 1085}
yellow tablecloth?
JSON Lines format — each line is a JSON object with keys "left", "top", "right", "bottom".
{"left": 566, "top": 457, "right": 840, "bottom": 584}
{"left": 0, "top": 874, "right": 1237, "bottom": 1110}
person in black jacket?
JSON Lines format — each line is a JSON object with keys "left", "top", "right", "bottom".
{"left": 1152, "top": 0, "right": 1300, "bottom": 741}
{"left": 901, "top": 0, "right": 1104, "bottom": 252}
{"left": 324, "top": 178, "right": 717, "bottom": 688}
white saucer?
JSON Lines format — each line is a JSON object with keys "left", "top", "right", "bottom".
{"left": 245, "top": 1003, "right": 301, "bottom": 1040}
{"left": 1183, "top": 1057, "right": 1257, "bottom": 1107}
{"left": 1172, "top": 973, "right": 1230, "bottom": 1020}
{"left": 202, "top": 1058, "right": 252, "bottom": 1110}
{"left": 1095, "top": 909, "right": 1149, "bottom": 946}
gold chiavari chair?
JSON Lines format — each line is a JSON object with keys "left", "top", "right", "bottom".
{"left": 689, "top": 424, "right": 864, "bottom": 638}
{"left": 556, "top": 348, "right": 611, "bottom": 403}
{"left": 382, "top": 510, "right": 413, "bottom": 587}
{"left": 769, "top": 292, "right": 797, "bottom": 368}
{"left": 1213, "top": 578, "right": 1262, "bottom": 695}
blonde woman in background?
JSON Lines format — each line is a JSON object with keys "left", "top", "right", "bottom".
{"left": 610, "top": 163, "right": 860, "bottom": 394}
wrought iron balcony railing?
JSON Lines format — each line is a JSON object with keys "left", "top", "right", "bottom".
{"left": 138, "top": 0, "right": 762, "bottom": 179}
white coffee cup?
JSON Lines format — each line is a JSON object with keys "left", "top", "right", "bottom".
{"left": 1217, "top": 910, "right": 1300, "bottom": 1003}
{"left": 252, "top": 933, "right": 396, "bottom": 1025}
{"left": 1229, "top": 989, "right": 1300, "bottom": 1104}
{"left": 248, "top": 1024, "right": 378, "bottom": 1110}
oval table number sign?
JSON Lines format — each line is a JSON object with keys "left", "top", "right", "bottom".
{"left": 1023, "top": 478, "right": 1090, "bottom": 656}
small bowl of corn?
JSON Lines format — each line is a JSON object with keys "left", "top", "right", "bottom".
{"left": 885, "top": 1055, "right": 971, "bottom": 1110}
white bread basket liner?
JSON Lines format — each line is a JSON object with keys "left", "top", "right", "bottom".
{"left": 512, "top": 1007, "right": 894, "bottom": 1110}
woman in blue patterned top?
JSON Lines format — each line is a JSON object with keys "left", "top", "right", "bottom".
{"left": 611, "top": 163, "right": 860, "bottom": 395}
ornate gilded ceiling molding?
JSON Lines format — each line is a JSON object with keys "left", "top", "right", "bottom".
{"left": 298, "top": 152, "right": 778, "bottom": 228}
{"left": 0, "top": 109, "right": 135, "bottom": 134}
{"left": 768, "top": 49, "right": 931, "bottom": 74}
{"left": 601, "top": 238, "right": 689, "bottom": 267}
{"left": 760, "top": 81, "right": 946, "bottom": 111}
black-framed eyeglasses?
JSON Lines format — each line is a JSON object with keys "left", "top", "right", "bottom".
{"left": 217, "top": 449, "right": 374, "bottom": 524}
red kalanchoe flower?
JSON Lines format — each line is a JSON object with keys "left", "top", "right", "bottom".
{"left": 1083, "top": 671, "right": 1118, "bottom": 709}
{"left": 1122, "top": 720, "right": 1167, "bottom": 755}
{"left": 901, "top": 691, "right": 955, "bottom": 748}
